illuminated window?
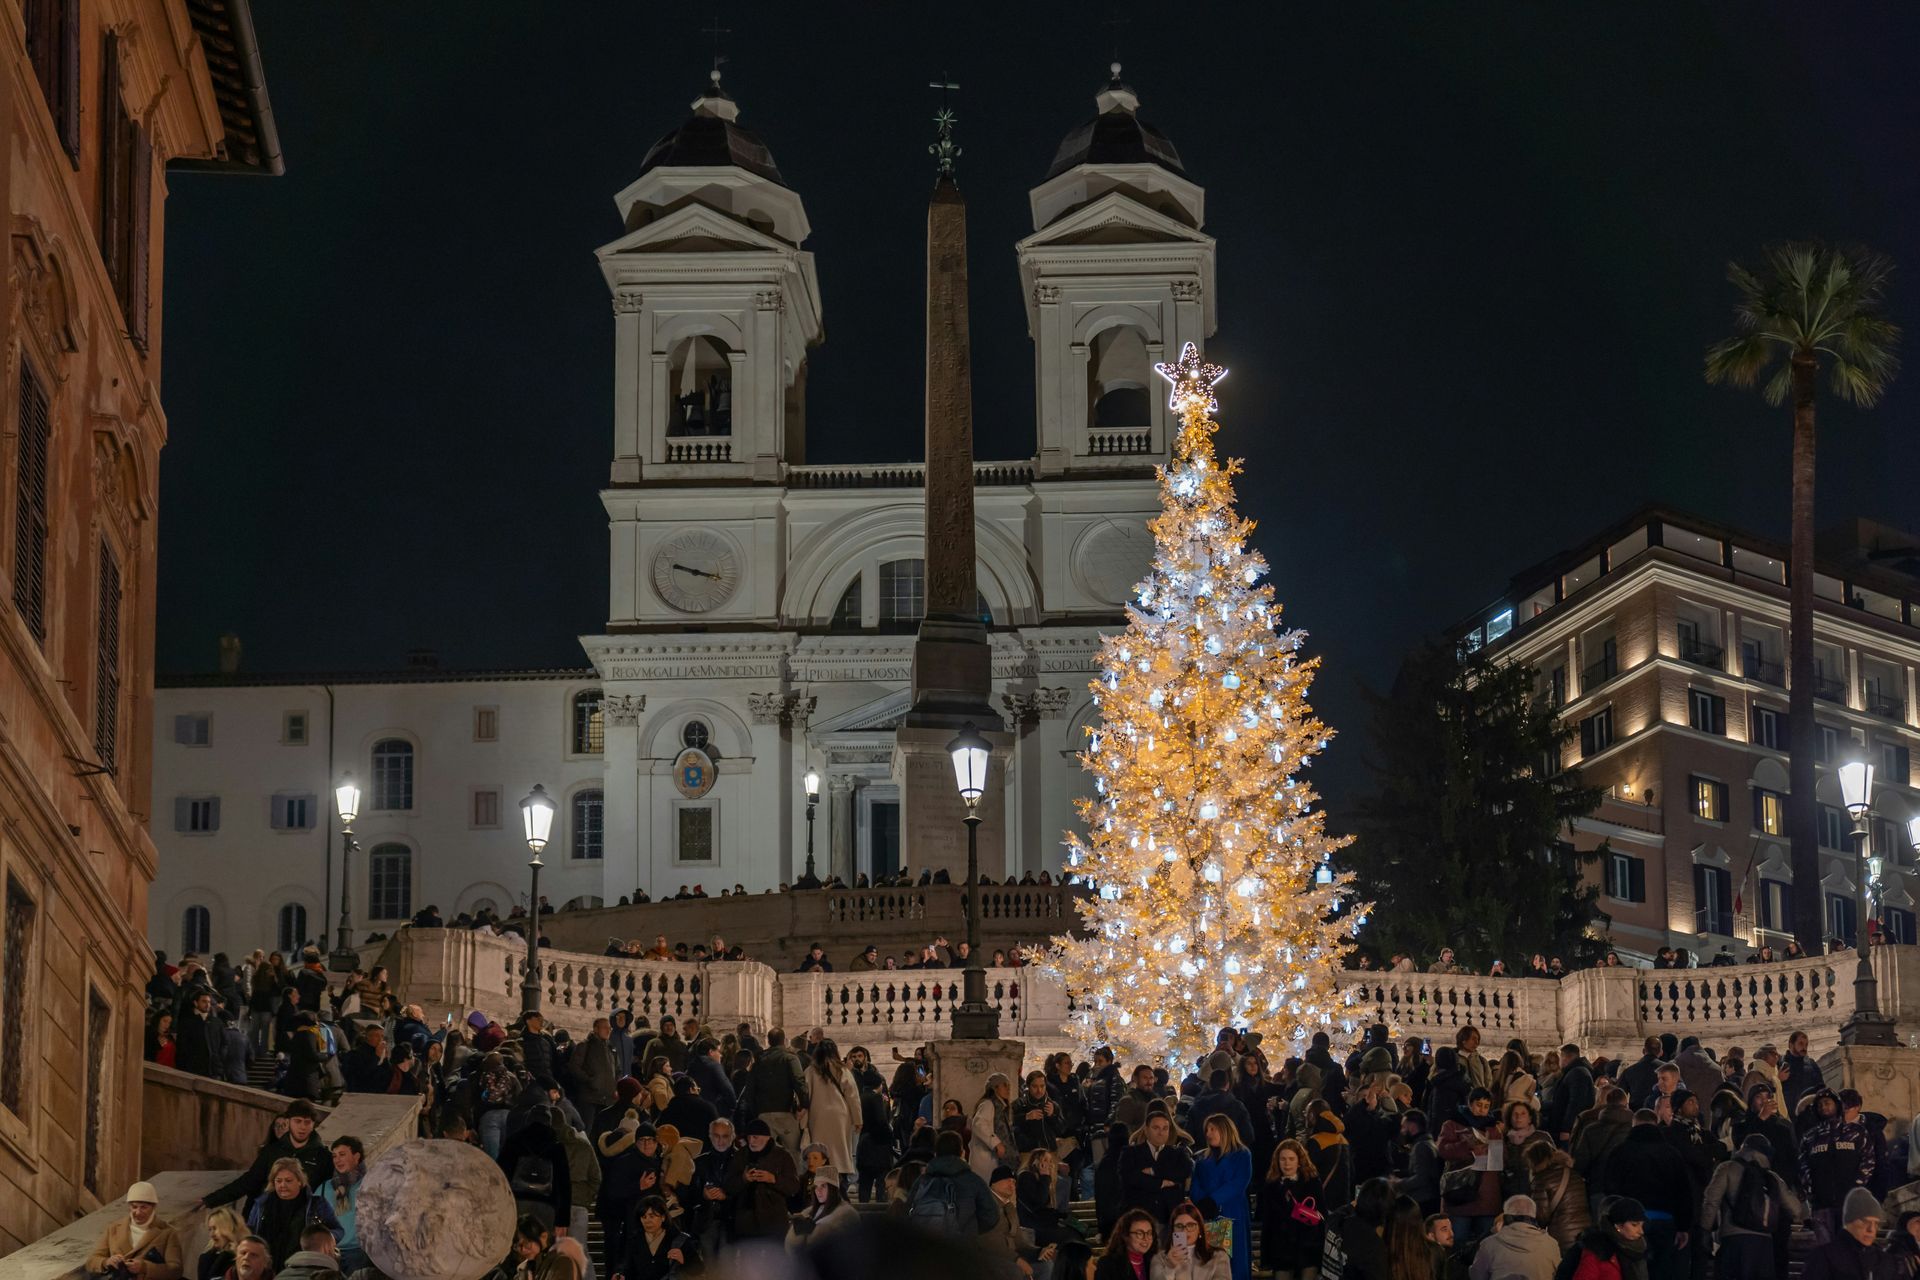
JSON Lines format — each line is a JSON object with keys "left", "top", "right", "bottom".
{"left": 1606, "top": 852, "right": 1645, "bottom": 903}
{"left": 1760, "top": 879, "right": 1792, "bottom": 932}
{"left": 1691, "top": 776, "right": 1728, "bottom": 822}
{"left": 1694, "top": 864, "right": 1733, "bottom": 936}
{"left": 1751, "top": 707, "right": 1783, "bottom": 750}
{"left": 1688, "top": 689, "right": 1726, "bottom": 736}
{"left": 1752, "top": 789, "right": 1785, "bottom": 836}
{"left": 1579, "top": 708, "right": 1614, "bottom": 758}
{"left": 572, "top": 690, "right": 604, "bottom": 755}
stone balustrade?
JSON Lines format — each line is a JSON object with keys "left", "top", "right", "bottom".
{"left": 379, "top": 927, "right": 1919, "bottom": 1064}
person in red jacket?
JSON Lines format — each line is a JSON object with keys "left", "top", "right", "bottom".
{"left": 1564, "top": 1197, "right": 1650, "bottom": 1280}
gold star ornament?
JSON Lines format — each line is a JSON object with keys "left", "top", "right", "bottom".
{"left": 1153, "top": 341, "right": 1228, "bottom": 415}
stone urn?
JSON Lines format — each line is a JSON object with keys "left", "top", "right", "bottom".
{"left": 356, "top": 1139, "right": 517, "bottom": 1280}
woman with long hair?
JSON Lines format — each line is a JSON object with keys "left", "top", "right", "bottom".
{"left": 969, "top": 1072, "right": 1014, "bottom": 1183}
{"left": 1384, "top": 1193, "right": 1435, "bottom": 1280}
{"left": 1097, "top": 1209, "right": 1161, "bottom": 1280}
{"left": 1152, "top": 1200, "right": 1229, "bottom": 1280}
{"left": 146, "top": 1012, "right": 176, "bottom": 1066}
{"left": 511, "top": 1213, "right": 578, "bottom": 1280}
{"left": 787, "top": 1172, "right": 860, "bottom": 1251}
{"left": 1017, "top": 1147, "right": 1082, "bottom": 1246}
{"left": 1495, "top": 1051, "right": 1535, "bottom": 1107}
{"left": 802, "top": 1039, "right": 861, "bottom": 1186}
{"left": 196, "top": 1208, "right": 247, "bottom": 1280}
{"left": 1193, "top": 1116, "right": 1252, "bottom": 1280}
{"left": 245, "top": 1156, "right": 341, "bottom": 1266}
{"left": 1261, "top": 1139, "right": 1322, "bottom": 1280}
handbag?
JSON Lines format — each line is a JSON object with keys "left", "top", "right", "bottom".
{"left": 1290, "top": 1194, "right": 1322, "bottom": 1226}
{"left": 1205, "top": 1217, "right": 1233, "bottom": 1254}
{"left": 1440, "top": 1165, "right": 1482, "bottom": 1206}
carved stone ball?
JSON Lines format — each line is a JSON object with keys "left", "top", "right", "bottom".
{"left": 357, "top": 1139, "right": 517, "bottom": 1280}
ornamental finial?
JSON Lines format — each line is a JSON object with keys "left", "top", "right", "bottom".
{"left": 1154, "top": 341, "right": 1228, "bottom": 414}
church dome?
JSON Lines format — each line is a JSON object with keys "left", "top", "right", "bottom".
{"left": 1046, "top": 64, "right": 1184, "bottom": 179}
{"left": 638, "top": 70, "right": 786, "bottom": 187}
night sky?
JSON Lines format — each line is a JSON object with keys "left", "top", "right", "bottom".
{"left": 158, "top": 3, "right": 1920, "bottom": 812}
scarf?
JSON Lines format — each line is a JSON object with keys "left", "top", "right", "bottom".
{"left": 1613, "top": 1232, "right": 1650, "bottom": 1280}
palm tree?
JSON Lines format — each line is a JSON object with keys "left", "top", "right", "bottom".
{"left": 1705, "top": 243, "right": 1900, "bottom": 955}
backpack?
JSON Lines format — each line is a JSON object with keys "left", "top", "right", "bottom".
{"left": 1729, "top": 1162, "right": 1773, "bottom": 1232}
{"left": 907, "top": 1174, "right": 965, "bottom": 1235}
{"left": 511, "top": 1155, "right": 554, "bottom": 1197}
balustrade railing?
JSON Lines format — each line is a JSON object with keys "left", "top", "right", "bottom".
{"left": 786, "top": 971, "right": 1031, "bottom": 1038}
{"left": 1351, "top": 974, "right": 1561, "bottom": 1042}
{"left": 1636, "top": 955, "right": 1847, "bottom": 1033}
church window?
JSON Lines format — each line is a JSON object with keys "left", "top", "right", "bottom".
{"left": 276, "top": 903, "right": 306, "bottom": 953}
{"left": 666, "top": 336, "right": 735, "bottom": 437}
{"left": 572, "top": 689, "right": 604, "bottom": 754}
{"left": 368, "top": 844, "right": 412, "bottom": 920}
{"left": 572, "top": 789, "right": 604, "bottom": 861}
{"left": 676, "top": 805, "right": 715, "bottom": 863}
{"left": 372, "top": 739, "right": 414, "bottom": 809}
{"left": 879, "top": 559, "right": 925, "bottom": 624}
{"left": 180, "top": 904, "right": 210, "bottom": 955}
{"left": 831, "top": 575, "right": 863, "bottom": 628}
{"left": 682, "top": 720, "right": 711, "bottom": 753}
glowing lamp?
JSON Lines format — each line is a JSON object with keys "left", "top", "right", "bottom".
{"left": 520, "top": 783, "right": 556, "bottom": 856}
{"left": 334, "top": 774, "right": 361, "bottom": 826}
{"left": 947, "top": 722, "right": 991, "bottom": 808}
{"left": 803, "top": 769, "right": 821, "bottom": 805}
{"left": 1838, "top": 759, "right": 1874, "bottom": 820}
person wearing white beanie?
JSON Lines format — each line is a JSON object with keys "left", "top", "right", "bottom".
{"left": 85, "top": 1183, "right": 183, "bottom": 1280}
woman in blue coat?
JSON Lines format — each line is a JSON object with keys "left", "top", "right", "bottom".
{"left": 1191, "top": 1113, "right": 1253, "bottom": 1280}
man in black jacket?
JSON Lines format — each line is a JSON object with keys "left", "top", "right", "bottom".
{"left": 1117, "top": 1112, "right": 1194, "bottom": 1225}
{"left": 1189, "top": 1070, "right": 1257, "bottom": 1155}
{"left": 1603, "top": 1112, "right": 1695, "bottom": 1280}
{"left": 198, "top": 1100, "right": 334, "bottom": 1209}
{"left": 687, "top": 1039, "right": 738, "bottom": 1117}
{"left": 743, "top": 1028, "right": 808, "bottom": 1153}
{"left": 1617, "top": 1037, "right": 1664, "bottom": 1110}
{"left": 173, "top": 990, "right": 224, "bottom": 1079}
{"left": 517, "top": 1012, "right": 556, "bottom": 1080}
{"left": 1544, "top": 1044, "right": 1596, "bottom": 1143}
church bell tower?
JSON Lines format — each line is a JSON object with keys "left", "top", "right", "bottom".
{"left": 597, "top": 70, "right": 824, "bottom": 484}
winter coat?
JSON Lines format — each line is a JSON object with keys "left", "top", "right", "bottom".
{"left": 1426, "top": 1068, "right": 1470, "bottom": 1136}
{"left": 1120, "top": 1140, "right": 1195, "bottom": 1224}
{"left": 204, "top": 1133, "right": 335, "bottom": 1211}
{"left": 1565, "top": 1228, "right": 1649, "bottom": 1280}
{"left": 1526, "top": 1149, "right": 1591, "bottom": 1249}
{"left": 971, "top": 1095, "right": 1013, "bottom": 1182}
{"left": 1802, "top": 1232, "right": 1899, "bottom": 1280}
{"left": 1343, "top": 1100, "right": 1399, "bottom": 1186}
{"left": 788, "top": 1201, "right": 861, "bottom": 1253}
{"left": 245, "top": 1192, "right": 342, "bottom": 1267}
{"left": 722, "top": 1141, "right": 801, "bottom": 1239}
{"left": 277, "top": 1250, "right": 344, "bottom": 1280}
{"left": 909, "top": 1153, "right": 1001, "bottom": 1236}
{"left": 518, "top": 1030, "right": 556, "bottom": 1082}
{"left": 1190, "top": 1091, "right": 1256, "bottom": 1155}
{"left": 1468, "top": 1221, "right": 1562, "bottom": 1280}
{"left": 1013, "top": 1091, "right": 1065, "bottom": 1154}
{"left": 1544, "top": 1059, "right": 1596, "bottom": 1138}
{"left": 1571, "top": 1106, "right": 1633, "bottom": 1197}
{"left": 1150, "top": 1246, "right": 1232, "bottom": 1280}
{"left": 498, "top": 1120, "right": 572, "bottom": 1225}
{"left": 1192, "top": 1146, "right": 1252, "bottom": 1280}
{"left": 1085, "top": 1064, "right": 1126, "bottom": 1129}
{"left": 174, "top": 1010, "right": 223, "bottom": 1078}
{"left": 1701, "top": 1147, "right": 1804, "bottom": 1241}
{"left": 1802, "top": 1113, "right": 1880, "bottom": 1210}
{"left": 1603, "top": 1126, "right": 1695, "bottom": 1228}
{"left": 744, "top": 1046, "right": 808, "bottom": 1116}
{"left": 1436, "top": 1119, "right": 1503, "bottom": 1217}
{"left": 1616, "top": 1056, "right": 1662, "bottom": 1110}
{"left": 1261, "top": 1174, "right": 1323, "bottom": 1272}
{"left": 686, "top": 1053, "right": 736, "bottom": 1118}
{"left": 635, "top": 1033, "right": 689, "bottom": 1076}
{"left": 293, "top": 965, "right": 328, "bottom": 1013}
{"left": 557, "top": 1124, "right": 601, "bottom": 1212}
{"left": 86, "top": 1216, "right": 185, "bottom": 1280}
{"left": 617, "top": 1224, "right": 697, "bottom": 1280}
{"left": 1674, "top": 1047, "right": 1722, "bottom": 1102}
{"left": 569, "top": 1035, "right": 616, "bottom": 1111}
{"left": 1308, "top": 1114, "right": 1354, "bottom": 1209}
{"left": 803, "top": 1064, "right": 862, "bottom": 1174}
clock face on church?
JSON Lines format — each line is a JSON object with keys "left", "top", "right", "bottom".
{"left": 650, "top": 531, "right": 741, "bottom": 613}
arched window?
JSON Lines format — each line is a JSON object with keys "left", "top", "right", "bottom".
{"left": 682, "top": 720, "right": 711, "bottom": 753}
{"left": 879, "top": 559, "right": 925, "bottom": 624}
{"left": 572, "top": 689, "right": 604, "bottom": 755}
{"left": 371, "top": 739, "right": 414, "bottom": 810}
{"left": 666, "top": 335, "right": 735, "bottom": 436}
{"left": 181, "top": 905, "right": 210, "bottom": 954}
{"left": 831, "top": 575, "right": 862, "bottom": 628}
{"left": 277, "top": 903, "right": 307, "bottom": 953}
{"left": 1088, "top": 325, "right": 1153, "bottom": 434}
{"left": 572, "top": 789, "right": 604, "bottom": 861}
{"left": 368, "top": 844, "right": 412, "bottom": 921}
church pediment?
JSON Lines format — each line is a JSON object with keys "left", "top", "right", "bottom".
{"left": 597, "top": 201, "right": 796, "bottom": 261}
{"left": 810, "top": 690, "right": 912, "bottom": 734}
{"left": 1016, "top": 190, "right": 1211, "bottom": 253}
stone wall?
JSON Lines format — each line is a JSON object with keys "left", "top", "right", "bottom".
{"left": 140, "top": 1066, "right": 291, "bottom": 1173}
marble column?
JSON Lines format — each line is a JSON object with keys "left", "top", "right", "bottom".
{"left": 600, "top": 695, "right": 645, "bottom": 904}
{"left": 829, "top": 774, "right": 856, "bottom": 885}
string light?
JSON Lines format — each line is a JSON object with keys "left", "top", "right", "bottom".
{"left": 1032, "top": 343, "right": 1366, "bottom": 1067}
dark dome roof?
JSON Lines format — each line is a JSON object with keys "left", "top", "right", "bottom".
{"left": 638, "top": 77, "right": 786, "bottom": 187}
{"left": 1047, "top": 73, "right": 1183, "bottom": 179}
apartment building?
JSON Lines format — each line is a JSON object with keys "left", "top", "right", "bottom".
{"left": 1460, "top": 508, "right": 1920, "bottom": 960}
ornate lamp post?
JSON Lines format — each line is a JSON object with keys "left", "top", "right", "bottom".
{"left": 796, "top": 769, "right": 823, "bottom": 890}
{"left": 946, "top": 722, "right": 999, "bottom": 1039}
{"left": 1837, "top": 756, "right": 1899, "bottom": 1045}
{"left": 519, "top": 783, "right": 555, "bottom": 1018}
{"left": 328, "top": 774, "right": 361, "bottom": 972}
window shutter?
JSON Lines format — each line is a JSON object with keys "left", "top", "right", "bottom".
{"left": 1630, "top": 858, "right": 1645, "bottom": 904}
{"left": 173, "top": 715, "right": 193, "bottom": 745}
{"left": 98, "top": 33, "right": 125, "bottom": 290}
{"left": 58, "top": 0, "right": 79, "bottom": 163}
{"left": 11, "top": 361, "right": 52, "bottom": 644}
{"left": 208, "top": 798, "right": 221, "bottom": 831}
{"left": 94, "top": 543, "right": 122, "bottom": 771}
{"left": 128, "top": 128, "right": 152, "bottom": 350}
{"left": 173, "top": 797, "right": 190, "bottom": 832}
{"left": 269, "top": 796, "right": 286, "bottom": 831}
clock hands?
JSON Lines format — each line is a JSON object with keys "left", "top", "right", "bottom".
{"left": 671, "top": 562, "right": 722, "bottom": 581}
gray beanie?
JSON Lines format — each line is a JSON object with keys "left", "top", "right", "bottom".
{"left": 1842, "top": 1186, "right": 1882, "bottom": 1225}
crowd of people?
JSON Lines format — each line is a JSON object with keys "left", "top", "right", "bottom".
{"left": 122, "top": 940, "right": 1920, "bottom": 1280}
{"left": 1374, "top": 940, "right": 1843, "bottom": 978}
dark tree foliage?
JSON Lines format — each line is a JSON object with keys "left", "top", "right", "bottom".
{"left": 1348, "top": 643, "right": 1609, "bottom": 971}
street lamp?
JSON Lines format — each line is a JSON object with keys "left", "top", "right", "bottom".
{"left": 519, "top": 784, "right": 555, "bottom": 1018}
{"left": 1836, "top": 755, "right": 1899, "bottom": 1045}
{"left": 328, "top": 774, "right": 361, "bottom": 972}
{"left": 946, "top": 722, "right": 998, "bottom": 1040}
{"left": 796, "top": 769, "right": 823, "bottom": 890}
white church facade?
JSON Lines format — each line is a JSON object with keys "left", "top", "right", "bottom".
{"left": 146, "top": 68, "right": 1217, "bottom": 956}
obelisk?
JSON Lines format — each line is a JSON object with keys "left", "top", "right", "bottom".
{"left": 895, "top": 94, "right": 1010, "bottom": 887}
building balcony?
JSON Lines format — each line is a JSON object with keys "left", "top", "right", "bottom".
{"left": 1087, "top": 426, "right": 1153, "bottom": 456}
{"left": 1742, "top": 655, "right": 1785, "bottom": 687}
{"left": 1814, "top": 676, "right": 1847, "bottom": 703}
{"left": 1679, "top": 640, "right": 1724, "bottom": 670}
{"left": 1581, "top": 653, "right": 1618, "bottom": 691}
{"left": 1867, "top": 692, "right": 1906, "bottom": 721}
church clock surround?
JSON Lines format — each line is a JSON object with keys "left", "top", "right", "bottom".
{"left": 651, "top": 530, "right": 741, "bottom": 612}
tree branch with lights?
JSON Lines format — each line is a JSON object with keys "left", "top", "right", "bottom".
{"left": 1035, "top": 343, "right": 1366, "bottom": 1069}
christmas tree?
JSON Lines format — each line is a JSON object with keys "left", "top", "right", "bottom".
{"left": 1036, "top": 343, "right": 1363, "bottom": 1069}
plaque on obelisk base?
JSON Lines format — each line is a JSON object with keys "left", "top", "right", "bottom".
{"left": 896, "top": 131, "right": 1010, "bottom": 885}
{"left": 926, "top": 1036, "right": 1028, "bottom": 1145}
